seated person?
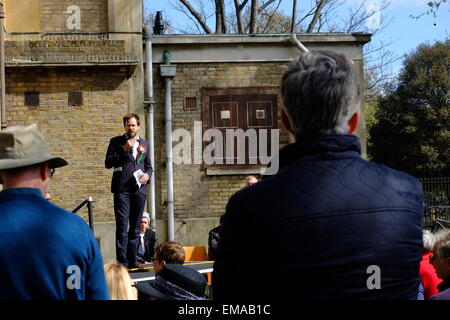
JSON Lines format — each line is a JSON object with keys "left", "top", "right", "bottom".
{"left": 152, "top": 241, "right": 185, "bottom": 275}
{"left": 429, "top": 229, "right": 450, "bottom": 300}
{"left": 104, "top": 261, "right": 137, "bottom": 300}
{"left": 136, "top": 264, "right": 206, "bottom": 300}
{"left": 208, "top": 215, "right": 224, "bottom": 261}
{"left": 136, "top": 212, "right": 158, "bottom": 264}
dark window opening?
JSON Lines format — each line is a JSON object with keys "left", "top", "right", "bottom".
{"left": 184, "top": 97, "right": 197, "bottom": 111}
{"left": 68, "top": 91, "right": 83, "bottom": 106}
{"left": 24, "top": 92, "right": 39, "bottom": 107}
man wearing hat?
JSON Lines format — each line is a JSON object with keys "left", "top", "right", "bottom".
{"left": 136, "top": 264, "right": 206, "bottom": 300}
{"left": 0, "top": 124, "right": 109, "bottom": 299}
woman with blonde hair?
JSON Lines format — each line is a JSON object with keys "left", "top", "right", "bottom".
{"left": 104, "top": 261, "right": 137, "bottom": 300}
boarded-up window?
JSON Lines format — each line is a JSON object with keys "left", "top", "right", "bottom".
{"left": 184, "top": 97, "right": 197, "bottom": 111}
{"left": 68, "top": 91, "right": 83, "bottom": 106}
{"left": 24, "top": 92, "right": 39, "bottom": 107}
{"left": 201, "top": 87, "right": 279, "bottom": 168}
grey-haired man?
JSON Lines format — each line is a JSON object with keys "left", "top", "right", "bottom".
{"left": 213, "top": 51, "right": 424, "bottom": 300}
{"left": 0, "top": 124, "right": 109, "bottom": 300}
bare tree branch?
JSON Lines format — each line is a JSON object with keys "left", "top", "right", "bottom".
{"left": 260, "top": 0, "right": 278, "bottom": 12}
{"left": 219, "top": 0, "right": 227, "bottom": 33}
{"left": 307, "top": 0, "right": 329, "bottom": 33}
{"left": 215, "top": 0, "right": 221, "bottom": 33}
{"left": 233, "top": 0, "right": 244, "bottom": 33}
{"left": 179, "top": 0, "right": 214, "bottom": 34}
{"left": 249, "top": 0, "right": 258, "bottom": 34}
{"left": 239, "top": 0, "right": 249, "bottom": 10}
{"left": 261, "top": 0, "right": 283, "bottom": 33}
{"left": 291, "top": 0, "right": 297, "bottom": 33}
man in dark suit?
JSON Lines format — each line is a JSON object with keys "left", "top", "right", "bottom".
{"left": 136, "top": 212, "right": 159, "bottom": 263}
{"left": 105, "top": 113, "right": 153, "bottom": 268}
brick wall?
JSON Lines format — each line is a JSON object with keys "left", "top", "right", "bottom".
{"left": 5, "top": 66, "right": 128, "bottom": 222}
{"left": 5, "top": 40, "right": 130, "bottom": 63}
{"left": 40, "top": 0, "right": 108, "bottom": 33}
{"left": 152, "top": 62, "right": 290, "bottom": 220}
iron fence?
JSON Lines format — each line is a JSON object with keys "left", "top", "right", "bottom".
{"left": 420, "top": 177, "right": 450, "bottom": 231}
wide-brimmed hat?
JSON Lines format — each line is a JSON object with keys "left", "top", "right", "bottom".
{"left": 0, "top": 124, "right": 68, "bottom": 170}
{"left": 136, "top": 264, "right": 206, "bottom": 300}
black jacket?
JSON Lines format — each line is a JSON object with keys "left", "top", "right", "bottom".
{"left": 208, "top": 226, "right": 221, "bottom": 261}
{"left": 213, "top": 134, "right": 423, "bottom": 300}
{"left": 105, "top": 134, "right": 153, "bottom": 194}
{"left": 136, "top": 229, "right": 159, "bottom": 263}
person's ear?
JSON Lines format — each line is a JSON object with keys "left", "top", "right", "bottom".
{"left": 347, "top": 111, "right": 360, "bottom": 134}
{"left": 281, "top": 109, "right": 294, "bottom": 135}
{"left": 40, "top": 162, "right": 50, "bottom": 181}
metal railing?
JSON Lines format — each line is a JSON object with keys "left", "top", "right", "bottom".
{"left": 72, "top": 197, "right": 94, "bottom": 232}
{"left": 420, "top": 177, "right": 450, "bottom": 231}
{"left": 421, "top": 176, "right": 450, "bottom": 207}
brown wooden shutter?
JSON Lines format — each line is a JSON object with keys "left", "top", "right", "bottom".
{"left": 202, "top": 87, "right": 278, "bottom": 168}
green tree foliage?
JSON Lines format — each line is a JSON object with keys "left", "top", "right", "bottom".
{"left": 368, "top": 40, "right": 450, "bottom": 176}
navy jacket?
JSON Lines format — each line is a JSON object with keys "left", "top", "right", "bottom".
{"left": 0, "top": 188, "right": 109, "bottom": 300}
{"left": 213, "top": 134, "right": 424, "bottom": 300}
{"left": 105, "top": 134, "right": 153, "bottom": 194}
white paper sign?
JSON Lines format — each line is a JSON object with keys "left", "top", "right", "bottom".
{"left": 221, "top": 110, "right": 231, "bottom": 120}
{"left": 133, "top": 169, "right": 144, "bottom": 188}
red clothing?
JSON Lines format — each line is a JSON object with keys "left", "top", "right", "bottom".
{"left": 420, "top": 251, "right": 442, "bottom": 299}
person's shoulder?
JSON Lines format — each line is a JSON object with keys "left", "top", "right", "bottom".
{"left": 139, "top": 137, "right": 150, "bottom": 146}
{"left": 46, "top": 202, "right": 92, "bottom": 231}
{"left": 429, "top": 288, "right": 450, "bottom": 300}
{"left": 364, "top": 159, "right": 422, "bottom": 188}
{"left": 109, "top": 135, "right": 125, "bottom": 144}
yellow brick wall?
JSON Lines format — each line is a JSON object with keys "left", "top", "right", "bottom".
{"left": 4, "top": 0, "right": 108, "bottom": 34}
{"left": 152, "top": 62, "right": 290, "bottom": 220}
{"left": 6, "top": 66, "right": 128, "bottom": 222}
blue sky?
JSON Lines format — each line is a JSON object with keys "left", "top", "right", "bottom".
{"left": 145, "top": 0, "right": 449, "bottom": 75}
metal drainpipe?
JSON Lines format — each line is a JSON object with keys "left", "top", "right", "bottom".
{"left": 160, "top": 52, "right": 176, "bottom": 241}
{"left": 143, "top": 25, "right": 157, "bottom": 231}
{"left": 0, "top": 3, "right": 6, "bottom": 129}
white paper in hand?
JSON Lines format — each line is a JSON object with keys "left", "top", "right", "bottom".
{"left": 133, "top": 169, "right": 144, "bottom": 188}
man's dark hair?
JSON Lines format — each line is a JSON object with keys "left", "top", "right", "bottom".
{"left": 154, "top": 241, "right": 185, "bottom": 265}
{"left": 123, "top": 113, "right": 140, "bottom": 126}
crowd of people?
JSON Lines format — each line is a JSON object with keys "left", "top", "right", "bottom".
{"left": 0, "top": 50, "right": 448, "bottom": 300}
